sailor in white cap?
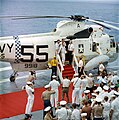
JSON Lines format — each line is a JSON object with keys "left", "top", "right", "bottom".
{"left": 49, "top": 75, "right": 60, "bottom": 108}
{"left": 56, "top": 100, "right": 71, "bottom": 120}
{"left": 80, "top": 75, "right": 88, "bottom": 97}
{"left": 111, "top": 71, "right": 119, "bottom": 85}
{"left": 71, "top": 73, "right": 81, "bottom": 105}
{"left": 110, "top": 91, "right": 119, "bottom": 120}
{"left": 82, "top": 90, "right": 90, "bottom": 103}
{"left": 98, "top": 85, "right": 110, "bottom": 100}
{"left": 24, "top": 81, "right": 34, "bottom": 119}
{"left": 44, "top": 106, "right": 54, "bottom": 120}
{"left": 91, "top": 93, "right": 97, "bottom": 107}
{"left": 86, "top": 73, "right": 94, "bottom": 93}
{"left": 81, "top": 113, "right": 87, "bottom": 120}
{"left": 92, "top": 97, "right": 103, "bottom": 120}
{"left": 109, "top": 85, "right": 115, "bottom": 96}
{"left": 71, "top": 103, "right": 80, "bottom": 120}
{"left": 102, "top": 96, "right": 110, "bottom": 120}
{"left": 41, "top": 84, "right": 55, "bottom": 117}
{"left": 26, "top": 71, "right": 36, "bottom": 84}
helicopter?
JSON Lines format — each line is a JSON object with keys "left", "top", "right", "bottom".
{"left": 0, "top": 15, "right": 119, "bottom": 81}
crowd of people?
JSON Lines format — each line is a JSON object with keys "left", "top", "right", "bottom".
{"left": 41, "top": 69, "right": 119, "bottom": 120}
{"left": 22, "top": 39, "right": 119, "bottom": 120}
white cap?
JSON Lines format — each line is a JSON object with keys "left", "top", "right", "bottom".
{"left": 44, "top": 84, "right": 50, "bottom": 89}
{"left": 44, "top": 106, "right": 51, "bottom": 112}
{"left": 96, "top": 97, "right": 102, "bottom": 102}
{"left": 102, "top": 79, "right": 107, "bottom": 84}
{"left": 111, "top": 94, "right": 116, "bottom": 98}
{"left": 74, "top": 73, "right": 79, "bottom": 77}
{"left": 84, "top": 90, "right": 90, "bottom": 94}
{"left": 60, "top": 100, "right": 67, "bottom": 105}
{"left": 110, "top": 85, "right": 115, "bottom": 88}
{"left": 26, "top": 81, "right": 33, "bottom": 85}
{"left": 103, "top": 85, "right": 109, "bottom": 91}
{"left": 81, "top": 113, "right": 87, "bottom": 117}
{"left": 114, "top": 91, "right": 119, "bottom": 96}
{"left": 91, "top": 93, "right": 97, "bottom": 97}
{"left": 52, "top": 75, "right": 57, "bottom": 79}
{"left": 108, "top": 72, "right": 112, "bottom": 75}
{"left": 114, "top": 71, "right": 117, "bottom": 75}
{"left": 96, "top": 87, "right": 102, "bottom": 92}
{"left": 89, "top": 73, "right": 93, "bottom": 77}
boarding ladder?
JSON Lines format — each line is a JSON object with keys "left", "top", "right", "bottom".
{"left": 57, "top": 53, "right": 78, "bottom": 81}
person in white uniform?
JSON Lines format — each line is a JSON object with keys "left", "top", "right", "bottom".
{"left": 111, "top": 71, "right": 119, "bottom": 85}
{"left": 110, "top": 91, "right": 119, "bottom": 120}
{"left": 56, "top": 100, "right": 72, "bottom": 120}
{"left": 102, "top": 96, "right": 110, "bottom": 120}
{"left": 58, "top": 39, "right": 66, "bottom": 66}
{"left": 49, "top": 75, "right": 60, "bottom": 108}
{"left": 24, "top": 82, "right": 34, "bottom": 120}
{"left": 61, "top": 76, "right": 71, "bottom": 103}
{"left": 71, "top": 73, "right": 81, "bottom": 105}
{"left": 68, "top": 40, "right": 74, "bottom": 65}
{"left": 71, "top": 103, "right": 80, "bottom": 120}
{"left": 78, "top": 57, "right": 84, "bottom": 77}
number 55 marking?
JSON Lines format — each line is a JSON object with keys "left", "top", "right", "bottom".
{"left": 20, "top": 45, "right": 48, "bottom": 62}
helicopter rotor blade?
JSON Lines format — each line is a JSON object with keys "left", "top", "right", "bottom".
{"left": 95, "top": 19, "right": 119, "bottom": 25}
{"left": 12, "top": 15, "right": 70, "bottom": 20}
{"left": 87, "top": 19, "right": 119, "bottom": 30}
{"left": 0, "top": 15, "right": 70, "bottom": 20}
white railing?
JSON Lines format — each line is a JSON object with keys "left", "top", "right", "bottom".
{"left": 73, "top": 53, "right": 78, "bottom": 73}
{"left": 56, "top": 54, "right": 64, "bottom": 81}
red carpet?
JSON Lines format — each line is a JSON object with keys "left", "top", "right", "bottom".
{"left": 0, "top": 84, "right": 73, "bottom": 119}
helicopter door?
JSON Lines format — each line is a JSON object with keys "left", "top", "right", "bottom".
{"left": 65, "top": 40, "right": 70, "bottom": 61}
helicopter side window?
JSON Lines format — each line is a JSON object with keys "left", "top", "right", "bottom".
{"left": 92, "top": 42, "right": 97, "bottom": 52}
{"left": 110, "top": 38, "right": 115, "bottom": 48}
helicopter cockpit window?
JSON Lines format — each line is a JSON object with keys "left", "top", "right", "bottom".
{"left": 78, "top": 44, "right": 84, "bottom": 53}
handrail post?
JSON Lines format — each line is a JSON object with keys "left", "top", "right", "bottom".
{"left": 56, "top": 54, "right": 64, "bottom": 82}
{"left": 73, "top": 53, "right": 78, "bottom": 73}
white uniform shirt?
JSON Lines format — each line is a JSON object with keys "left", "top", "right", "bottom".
{"left": 102, "top": 101, "right": 110, "bottom": 115}
{"left": 68, "top": 43, "right": 74, "bottom": 51}
{"left": 25, "top": 85, "right": 34, "bottom": 99}
{"left": 71, "top": 109, "right": 80, "bottom": 120}
{"left": 49, "top": 79, "right": 60, "bottom": 90}
{"left": 78, "top": 60, "right": 83, "bottom": 67}
{"left": 87, "top": 76, "right": 94, "bottom": 88}
{"left": 99, "top": 64, "right": 105, "bottom": 72}
{"left": 71, "top": 77, "right": 81, "bottom": 88}
{"left": 56, "top": 107, "right": 71, "bottom": 120}
{"left": 111, "top": 75, "right": 119, "bottom": 85}
{"left": 80, "top": 78, "right": 88, "bottom": 90}
{"left": 62, "top": 78, "right": 70, "bottom": 87}
{"left": 111, "top": 96, "right": 119, "bottom": 120}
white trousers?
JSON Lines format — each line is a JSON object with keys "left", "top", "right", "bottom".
{"left": 72, "top": 88, "right": 80, "bottom": 104}
{"left": 61, "top": 53, "right": 65, "bottom": 64}
{"left": 25, "top": 97, "right": 34, "bottom": 114}
{"left": 50, "top": 89, "right": 58, "bottom": 107}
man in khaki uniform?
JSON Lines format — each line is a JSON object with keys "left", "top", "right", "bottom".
{"left": 41, "top": 84, "right": 55, "bottom": 117}
{"left": 92, "top": 98, "right": 103, "bottom": 120}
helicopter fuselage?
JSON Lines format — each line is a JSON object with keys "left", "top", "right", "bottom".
{"left": 0, "top": 20, "right": 117, "bottom": 72}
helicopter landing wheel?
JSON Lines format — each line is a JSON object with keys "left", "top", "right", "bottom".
{"left": 10, "top": 75, "right": 16, "bottom": 82}
{"left": 10, "top": 71, "right": 18, "bottom": 82}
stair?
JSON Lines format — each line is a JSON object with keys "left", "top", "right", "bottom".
{"left": 62, "top": 65, "right": 75, "bottom": 80}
